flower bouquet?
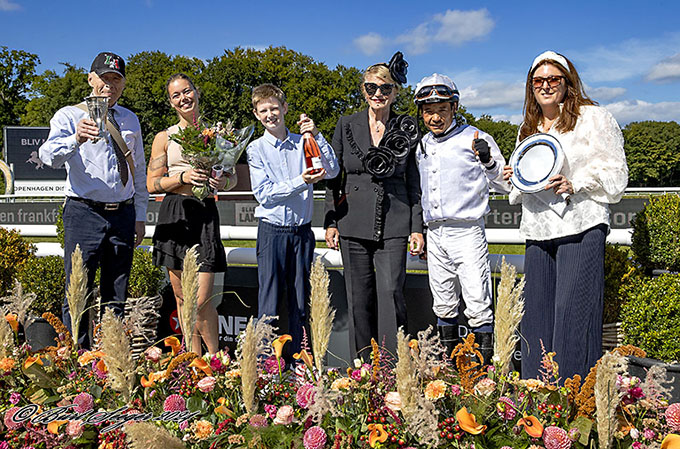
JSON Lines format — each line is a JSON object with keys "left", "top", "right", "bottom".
{"left": 170, "top": 119, "right": 255, "bottom": 200}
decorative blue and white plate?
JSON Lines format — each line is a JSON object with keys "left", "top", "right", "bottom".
{"left": 509, "top": 133, "right": 564, "bottom": 193}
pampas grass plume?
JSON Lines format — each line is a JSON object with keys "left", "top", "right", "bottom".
{"left": 0, "top": 314, "right": 13, "bottom": 358}
{"left": 309, "top": 256, "right": 335, "bottom": 373}
{"left": 125, "top": 422, "right": 186, "bottom": 449}
{"left": 180, "top": 245, "right": 200, "bottom": 354}
{"left": 237, "top": 315, "right": 277, "bottom": 414}
{"left": 101, "top": 308, "right": 136, "bottom": 403}
{"left": 595, "top": 351, "right": 627, "bottom": 449}
{"left": 395, "top": 329, "right": 418, "bottom": 420}
{"left": 494, "top": 257, "right": 525, "bottom": 375}
{"left": 67, "top": 244, "right": 88, "bottom": 347}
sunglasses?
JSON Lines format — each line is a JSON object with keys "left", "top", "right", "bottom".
{"left": 364, "top": 82, "right": 395, "bottom": 96}
{"left": 532, "top": 75, "right": 565, "bottom": 89}
{"left": 415, "top": 84, "right": 457, "bottom": 100}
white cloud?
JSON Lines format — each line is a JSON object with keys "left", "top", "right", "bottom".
{"left": 353, "top": 33, "right": 386, "bottom": 56}
{"left": 570, "top": 33, "right": 680, "bottom": 83}
{"left": 489, "top": 113, "right": 523, "bottom": 125}
{"left": 459, "top": 80, "right": 525, "bottom": 110}
{"left": 587, "top": 86, "right": 627, "bottom": 102}
{"left": 0, "top": 0, "right": 20, "bottom": 11}
{"left": 646, "top": 53, "right": 680, "bottom": 83}
{"left": 397, "top": 9, "right": 494, "bottom": 55}
{"left": 355, "top": 9, "right": 495, "bottom": 56}
{"left": 604, "top": 100, "right": 680, "bottom": 125}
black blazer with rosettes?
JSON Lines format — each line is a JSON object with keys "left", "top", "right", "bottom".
{"left": 324, "top": 109, "right": 423, "bottom": 241}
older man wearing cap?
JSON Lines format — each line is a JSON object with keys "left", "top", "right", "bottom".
{"left": 413, "top": 73, "right": 508, "bottom": 363}
{"left": 40, "top": 52, "right": 148, "bottom": 347}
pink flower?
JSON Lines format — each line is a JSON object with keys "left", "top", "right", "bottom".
{"left": 0, "top": 442, "right": 8, "bottom": 449}
{"left": 543, "top": 426, "right": 571, "bottom": 449}
{"left": 3, "top": 407, "right": 22, "bottom": 430}
{"left": 163, "top": 394, "right": 186, "bottom": 412}
{"left": 264, "top": 404, "right": 278, "bottom": 419}
{"left": 632, "top": 442, "right": 642, "bottom": 449}
{"left": 9, "top": 392, "right": 20, "bottom": 404}
{"left": 350, "top": 369, "right": 362, "bottom": 381}
{"left": 264, "top": 355, "right": 284, "bottom": 375}
{"left": 179, "top": 420, "right": 189, "bottom": 430}
{"left": 385, "top": 392, "right": 402, "bottom": 411}
{"left": 145, "top": 346, "right": 162, "bottom": 362}
{"left": 56, "top": 346, "right": 70, "bottom": 360}
{"left": 474, "top": 378, "right": 497, "bottom": 397}
{"left": 666, "top": 403, "right": 680, "bottom": 431}
{"left": 303, "top": 425, "right": 327, "bottom": 449}
{"left": 73, "top": 392, "right": 94, "bottom": 413}
{"left": 451, "top": 384, "right": 462, "bottom": 396}
{"left": 296, "top": 383, "right": 316, "bottom": 409}
{"left": 496, "top": 397, "right": 517, "bottom": 420}
{"left": 197, "top": 376, "right": 216, "bottom": 393}
{"left": 274, "top": 405, "right": 294, "bottom": 425}
{"left": 249, "top": 414, "right": 268, "bottom": 428}
{"left": 66, "top": 420, "right": 84, "bottom": 437}
{"left": 568, "top": 427, "right": 581, "bottom": 441}
{"left": 643, "top": 428, "right": 655, "bottom": 440}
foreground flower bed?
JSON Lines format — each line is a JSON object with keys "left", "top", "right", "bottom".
{"left": 1, "top": 259, "right": 680, "bottom": 449}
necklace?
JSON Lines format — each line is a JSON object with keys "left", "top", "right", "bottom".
{"left": 373, "top": 121, "right": 384, "bottom": 133}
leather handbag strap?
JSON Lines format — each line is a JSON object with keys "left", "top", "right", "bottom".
{"left": 75, "top": 102, "right": 135, "bottom": 182}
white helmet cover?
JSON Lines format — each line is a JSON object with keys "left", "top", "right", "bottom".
{"left": 414, "top": 73, "right": 460, "bottom": 105}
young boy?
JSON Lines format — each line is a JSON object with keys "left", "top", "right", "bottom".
{"left": 247, "top": 83, "right": 339, "bottom": 356}
{"left": 413, "top": 73, "right": 509, "bottom": 363}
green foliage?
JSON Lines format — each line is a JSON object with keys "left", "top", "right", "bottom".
{"left": 621, "top": 273, "right": 680, "bottom": 362}
{"left": 15, "top": 255, "right": 65, "bottom": 316}
{"left": 128, "top": 248, "right": 165, "bottom": 298}
{"left": 603, "top": 244, "right": 634, "bottom": 323}
{"left": 0, "top": 227, "right": 36, "bottom": 295}
{"left": 631, "top": 194, "right": 680, "bottom": 273}
{"left": 0, "top": 46, "right": 40, "bottom": 149}
{"left": 623, "top": 121, "right": 680, "bottom": 187}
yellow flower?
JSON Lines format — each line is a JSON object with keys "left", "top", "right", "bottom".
{"left": 368, "top": 423, "right": 388, "bottom": 448}
{"left": 293, "top": 349, "right": 314, "bottom": 371}
{"left": 424, "top": 379, "right": 447, "bottom": 400}
{"left": 226, "top": 369, "right": 241, "bottom": 378}
{"left": 662, "top": 434, "right": 680, "bottom": 449}
{"left": 194, "top": 419, "right": 213, "bottom": 439}
{"left": 272, "top": 335, "right": 292, "bottom": 360}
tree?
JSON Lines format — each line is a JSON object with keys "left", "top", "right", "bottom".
{"left": 120, "top": 51, "right": 206, "bottom": 156}
{"left": 21, "top": 63, "right": 89, "bottom": 127}
{"left": 0, "top": 46, "right": 40, "bottom": 149}
{"left": 623, "top": 121, "right": 680, "bottom": 187}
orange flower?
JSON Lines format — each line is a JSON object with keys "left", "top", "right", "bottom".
{"left": 23, "top": 355, "right": 44, "bottom": 370}
{"left": 164, "top": 336, "right": 181, "bottom": 356}
{"left": 424, "top": 380, "right": 447, "bottom": 400}
{"left": 5, "top": 313, "right": 18, "bottom": 333}
{"left": 48, "top": 420, "right": 68, "bottom": 434}
{"left": 141, "top": 371, "right": 165, "bottom": 388}
{"left": 215, "top": 397, "right": 233, "bottom": 416}
{"left": 273, "top": 335, "right": 292, "bottom": 359}
{"left": 194, "top": 419, "right": 214, "bottom": 439}
{"left": 408, "top": 339, "right": 419, "bottom": 352}
{"left": 0, "top": 357, "right": 16, "bottom": 372}
{"left": 456, "top": 407, "right": 486, "bottom": 434}
{"left": 518, "top": 415, "right": 544, "bottom": 438}
{"left": 188, "top": 357, "right": 213, "bottom": 376}
{"left": 662, "top": 434, "right": 680, "bottom": 449}
{"left": 77, "top": 350, "right": 105, "bottom": 366}
{"left": 95, "top": 359, "right": 108, "bottom": 374}
{"left": 367, "top": 423, "right": 388, "bottom": 448}
{"left": 293, "top": 349, "right": 314, "bottom": 370}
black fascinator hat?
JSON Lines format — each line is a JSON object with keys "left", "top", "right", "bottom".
{"left": 387, "top": 51, "right": 408, "bottom": 85}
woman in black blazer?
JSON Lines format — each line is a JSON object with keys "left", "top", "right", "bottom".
{"left": 324, "top": 52, "right": 424, "bottom": 359}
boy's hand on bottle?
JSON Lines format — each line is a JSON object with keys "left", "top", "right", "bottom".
{"left": 302, "top": 167, "right": 326, "bottom": 184}
{"left": 298, "top": 113, "right": 319, "bottom": 136}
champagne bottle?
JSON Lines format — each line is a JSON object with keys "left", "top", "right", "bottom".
{"left": 301, "top": 114, "right": 323, "bottom": 175}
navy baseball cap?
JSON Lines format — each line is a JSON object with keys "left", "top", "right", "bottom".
{"left": 90, "top": 52, "right": 125, "bottom": 78}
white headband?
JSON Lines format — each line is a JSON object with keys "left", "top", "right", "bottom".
{"left": 531, "top": 51, "right": 570, "bottom": 74}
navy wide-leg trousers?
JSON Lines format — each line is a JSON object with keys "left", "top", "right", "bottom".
{"left": 520, "top": 224, "right": 607, "bottom": 380}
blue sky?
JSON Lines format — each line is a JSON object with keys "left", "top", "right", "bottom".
{"left": 1, "top": 0, "right": 679, "bottom": 126}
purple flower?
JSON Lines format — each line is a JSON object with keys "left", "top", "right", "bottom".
{"left": 73, "top": 392, "right": 94, "bottom": 413}
{"left": 643, "top": 428, "right": 655, "bottom": 440}
{"left": 9, "top": 392, "right": 20, "bottom": 404}
{"left": 264, "top": 355, "right": 284, "bottom": 375}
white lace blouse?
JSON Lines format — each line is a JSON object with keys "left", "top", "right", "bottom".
{"left": 509, "top": 105, "right": 628, "bottom": 241}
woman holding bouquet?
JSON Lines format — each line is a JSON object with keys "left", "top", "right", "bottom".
{"left": 147, "top": 73, "right": 236, "bottom": 355}
{"left": 324, "top": 52, "right": 424, "bottom": 359}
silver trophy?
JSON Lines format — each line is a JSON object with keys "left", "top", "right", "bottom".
{"left": 84, "top": 95, "right": 109, "bottom": 142}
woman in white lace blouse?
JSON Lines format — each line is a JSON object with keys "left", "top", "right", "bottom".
{"left": 503, "top": 51, "right": 628, "bottom": 380}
